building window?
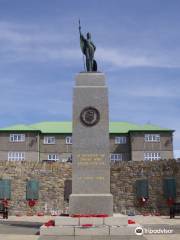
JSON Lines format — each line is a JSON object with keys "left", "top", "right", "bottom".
{"left": 65, "top": 136, "right": 72, "bottom": 144}
{"left": 115, "top": 136, "right": 127, "bottom": 144}
{"left": 110, "top": 153, "right": 123, "bottom": 162}
{"left": 67, "top": 155, "right": 72, "bottom": 163}
{"left": 144, "top": 134, "right": 160, "bottom": 142}
{"left": 9, "top": 134, "right": 25, "bottom": 142}
{"left": 8, "top": 152, "right": 25, "bottom": 161}
{"left": 144, "top": 152, "right": 161, "bottom": 161}
{"left": 48, "top": 154, "right": 59, "bottom": 161}
{"left": 44, "top": 136, "right": 56, "bottom": 144}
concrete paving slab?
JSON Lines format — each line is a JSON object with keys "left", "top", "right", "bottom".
{"left": 132, "top": 215, "right": 180, "bottom": 225}
{"left": 104, "top": 216, "right": 128, "bottom": 226}
{"left": 75, "top": 226, "right": 109, "bottom": 236}
{"left": 38, "top": 236, "right": 146, "bottom": 240}
{"left": 38, "top": 237, "right": 76, "bottom": 240}
{"left": 38, "top": 236, "right": 99, "bottom": 240}
{"left": 55, "top": 217, "right": 79, "bottom": 226}
{"left": 0, "top": 221, "right": 40, "bottom": 235}
{"left": 79, "top": 217, "right": 103, "bottom": 226}
{"left": 144, "top": 234, "right": 180, "bottom": 240}
{"left": 141, "top": 224, "right": 180, "bottom": 234}
{"left": 110, "top": 224, "right": 141, "bottom": 235}
{"left": 0, "top": 235, "right": 39, "bottom": 240}
{"left": 0, "top": 215, "right": 55, "bottom": 223}
{"left": 40, "top": 225, "right": 74, "bottom": 236}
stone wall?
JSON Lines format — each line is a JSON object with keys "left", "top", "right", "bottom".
{"left": 0, "top": 161, "right": 72, "bottom": 215}
{"left": 0, "top": 159, "right": 179, "bottom": 215}
{"left": 111, "top": 159, "right": 180, "bottom": 215}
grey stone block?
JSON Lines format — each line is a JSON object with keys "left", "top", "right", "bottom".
{"left": 55, "top": 216, "right": 79, "bottom": 226}
{"left": 40, "top": 225, "right": 75, "bottom": 236}
{"left": 70, "top": 194, "right": 113, "bottom": 215}
{"left": 104, "top": 216, "right": 128, "bottom": 226}
{"left": 110, "top": 224, "right": 141, "bottom": 236}
{"left": 76, "top": 72, "right": 106, "bottom": 86}
{"left": 38, "top": 237, "right": 76, "bottom": 240}
{"left": 79, "top": 217, "right": 103, "bottom": 226}
{"left": 75, "top": 226, "right": 110, "bottom": 236}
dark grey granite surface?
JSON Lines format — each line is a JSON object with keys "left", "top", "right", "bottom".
{"left": 69, "top": 73, "right": 113, "bottom": 215}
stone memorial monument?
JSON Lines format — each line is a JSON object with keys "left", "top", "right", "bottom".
{"left": 69, "top": 22, "right": 113, "bottom": 215}
{"left": 40, "top": 23, "right": 140, "bottom": 237}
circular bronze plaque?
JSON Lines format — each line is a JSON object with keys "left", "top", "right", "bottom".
{"left": 80, "top": 107, "right": 100, "bottom": 127}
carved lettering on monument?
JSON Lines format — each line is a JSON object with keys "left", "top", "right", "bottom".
{"left": 77, "top": 154, "right": 105, "bottom": 166}
{"left": 78, "top": 176, "right": 105, "bottom": 181}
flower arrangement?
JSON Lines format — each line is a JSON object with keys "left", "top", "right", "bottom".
{"left": 44, "top": 220, "right": 55, "bottom": 227}
{"left": 71, "top": 214, "right": 109, "bottom": 218}
{"left": 28, "top": 199, "right": 37, "bottom": 207}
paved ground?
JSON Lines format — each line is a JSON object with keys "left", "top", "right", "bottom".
{"left": 0, "top": 235, "right": 39, "bottom": 240}
{"left": 0, "top": 215, "right": 179, "bottom": 240}
{"left": 38, "top": 236, "right": 180, "bottom": 240}
{"left": 38, "top": 236, "right": 147, "bottom": 240}
{"left": 0, "top": 220, "right": 41, "bottom": 235}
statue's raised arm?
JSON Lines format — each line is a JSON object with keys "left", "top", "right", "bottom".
{"left": 78, "top": 20, "right": 97, "bottom": 72}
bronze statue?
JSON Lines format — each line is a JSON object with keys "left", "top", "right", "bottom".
{"left": 79, "top": 20, "right": 97, "bottom": 72}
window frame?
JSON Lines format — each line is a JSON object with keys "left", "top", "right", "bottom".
{"left": 43, "top": 136, "right": 56, "bottom": 145}
{"left": 8, "top": 152, "right": 25, "bottom": 161}
{"left": 48, "top": 154, "right": 59, "bottom": 161}
{"left": 115, "top": 136, "right": 127, "bottom": 144}
{"left": 9, "top": 134, "right": 25, "bottom": 142}
{"left": 144, "top": 152, "right": 161, "bottom": 161}
{"left": 110, "top": 153, "right": 123, "bottom": 162}
{"left": 144, "top": 134, "right": 160, "bottom": 142}
{"left": 65, "top": 136, "right": 72, "bottom": 145}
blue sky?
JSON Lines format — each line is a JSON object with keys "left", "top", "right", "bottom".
{"left": 0, "top": 0, "right": 180, "bottom": 156}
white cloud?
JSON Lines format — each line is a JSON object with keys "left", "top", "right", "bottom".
{"left": 97, "top": 47, "right": 180, "bottom": 68}
{"left": 174, "top": 150, "right": 180, "bottom": 159}
{"left": 0, "top": 21, "right": 80, "bottom": 63}
{"left": 2, "top": 46, "right": 80, "bottom": 62}
{"left": 123, "top": 86, "right": 180, "bottom": 98}
{"left": 1, "top": 21, "right": 180, "bottom": 68}
{"left": 109, "top": 80, "right": 180, "bottom": 99}
{"left": 0, "top": 21, "right": 70, "bottom": 44}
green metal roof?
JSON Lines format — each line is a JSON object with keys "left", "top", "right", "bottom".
{"left": 109, "top": 122, "right": 140, "bottom": 133}
{"left": 0, "top": 124, "right": 38, "bottom": 132}
{"left": 109, "top": 122, "right": 172, "bottom": 133}
{"left": 30, "top": 121, "right": 72, "bottom": 133}
{"left": 0, "top": 121, "right": 172, "bottom": 134}
{"left": 140, "top": 124, "right": 171, "bottom": 131}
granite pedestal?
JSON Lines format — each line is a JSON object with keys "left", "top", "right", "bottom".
{"left": 69, "top": 72, "right": 113, "bottom": 215}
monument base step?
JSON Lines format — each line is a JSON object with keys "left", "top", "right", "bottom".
{"left": 69, "top": 193, "right": 113, "bottom": 215}
{"left": 55, "top": 214, "right": 128, "bottom": 226}
{"left": 40, "top": 215, "right": 141, "bottom": 236}
{"left": 40, "top": 225, "right": 74, "bottom": 236}
{"left": 75, "top": 226, "right": 109, "bottom": 236}
{"left": 40, "top": 225, "right": 141, "bottom": 236}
